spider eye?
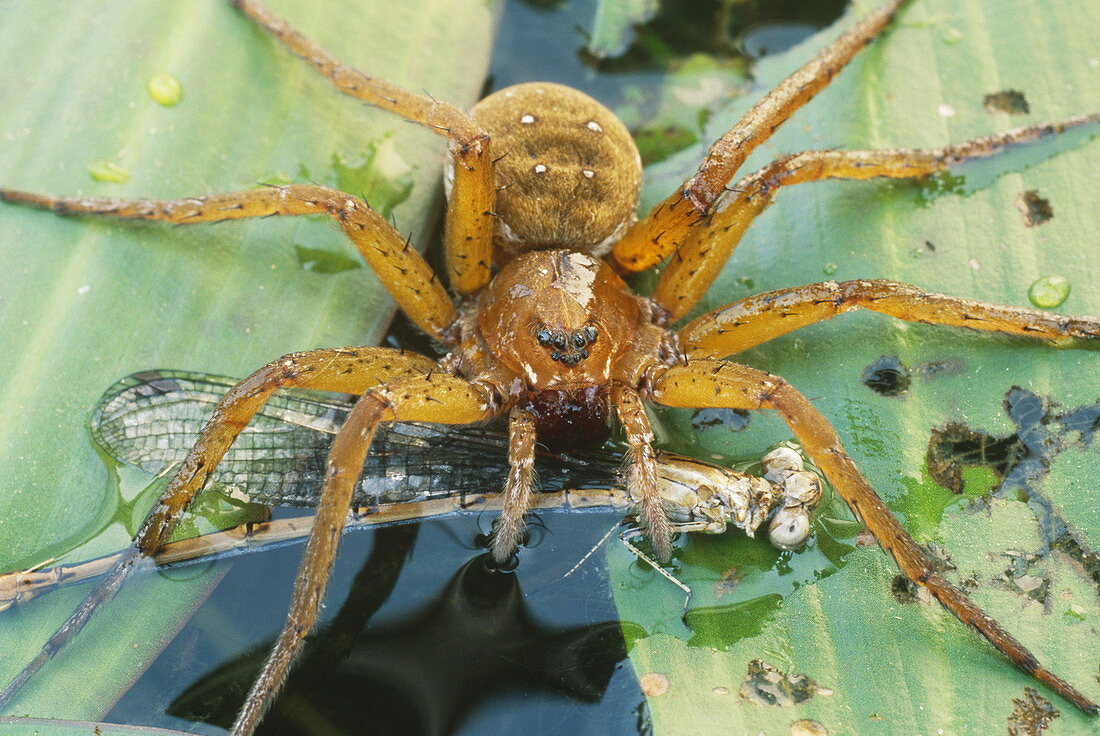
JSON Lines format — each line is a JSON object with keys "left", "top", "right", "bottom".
{"left": 537, "top": 325, "right": 595, "bottom": 367}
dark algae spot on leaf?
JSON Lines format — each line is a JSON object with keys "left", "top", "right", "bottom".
{"left": 1015, "top": 189, "right": 1053, "bottom": 227}
{"left": 890, "top": 572, "right": 920, "bottom": 603}
{"left": 925, "top": 387, "right": 1100, "bottom": 597}
{"left": 738, "top": 659, "right": 825, "bottom": 707}
{"left": 1007, "top": 687, "right": 1059, "bottom": 736}
{"left": 926, "top": 421, "right": 1019, "bottom": 495}
{"left": 983, "top": 89, "right": 1030, "bottom": 115}
{"left": 860, "top": 355, "right": 911, "bottom": 397}
{"left": 925, "top": 387, "right": 1100, "bottom": 497}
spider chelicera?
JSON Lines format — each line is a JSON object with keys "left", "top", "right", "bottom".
{"left": 1, "top": 0, "right": 1099, "bottom": 733}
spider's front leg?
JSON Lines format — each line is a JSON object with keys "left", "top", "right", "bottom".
{"left": 612, "top": 0, "right": 913, "bottom": 273}
{"left": 677, "top": 279, "right": 1100, "bottom": 359}
{"left": 490, "top": 387, "right": 677, "bottom": 564}
{"left": 604, "top": 0, "right": 1099, "bottom": 321}
{"left": 646, "top": 358, "right": 1099, "bottom": 715}
{"left": 614, "top": 385, "right": 673, "bottom": 562}
{"left": 229, "top": 0, "right": 495, "bottom": 294}
{"left": 0, "top": 347, "right": 435, "bottom": 711}
{"left": 490, "top": 407, "right": 537, "bottom": 563}
{"left": 232, "top": 370, "right": 501, "bottom": 736}
{"left": 650, "top": 117, "right": 1100, "bottom": 320}
{"left": 0, "top": 184, "right": 457, "bottom": 339}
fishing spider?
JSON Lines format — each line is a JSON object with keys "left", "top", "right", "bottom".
{"left": 2, "top": 0, "right": 1099, "bottom": 731}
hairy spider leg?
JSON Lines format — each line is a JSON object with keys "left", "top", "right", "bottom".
{"left": 612, "top": 0, "right": 913, "bottom": 272}
{"left": 230, "top": 0, "right": 494, "bottom": 294}
{"left": 232, "top": 371, "right": 500, "bottom": 735}
{"left": 0, "top": 346, "right": 436, "bottom": 710}
{"left": 653, "top": 115, "right": 1100, "bottom": 319}
{"left": 490, "top": 408, "right": 538, "bottom": 562}
{"left": 679, "top": 279, "right": 1100, "bottom": 359}
{"left": 613, "top": 385, "right": 672, "bottom": 561}
{"left": 0, "top": 547, "right": 143, "bottom": 709}
{"left": 0, "top": 185, "right": 457, "bottom": 340}
{"left": 647, "top": 359, "right": 1099, "bottom": 715}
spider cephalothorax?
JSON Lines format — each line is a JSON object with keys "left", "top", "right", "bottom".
{"left": 463, "top": 247, "right": 660, "bottom": 452}
{"left": 2, "top": 0, "right": 1098, "bottom": 732}
{"left": 474, "top": 249, "right": 644, "bottom": 388}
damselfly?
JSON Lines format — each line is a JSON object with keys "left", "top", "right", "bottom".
{"left": 1, "top": 370, "right": 821, "bottom": 610}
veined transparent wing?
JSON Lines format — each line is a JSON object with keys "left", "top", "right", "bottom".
{"left": 91, "top": 370, "right": 624, "bottom": 508}
{"left": 3, "top": 374, "right": 809, "bottom": 610}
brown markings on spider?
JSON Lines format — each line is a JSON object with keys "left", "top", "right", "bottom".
{"left": 1, "top": 0, "right": 1100, "bottom": 733}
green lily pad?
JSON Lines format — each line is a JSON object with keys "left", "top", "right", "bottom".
{"left": 587, "top": 0, "right": 660, "bottom": 59}
{"left": 0, "top": 716, "right": 194, "bottom": 736}
{"left": 0, "top": 0, "right": 495, "bottom": 722}
{"left": 615, "top": 0, "right": 1100, "bottom": 733}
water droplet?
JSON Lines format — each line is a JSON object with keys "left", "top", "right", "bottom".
{"left": 939, "top": 26, "right": 963, "bottom": 45}
{"left": 87, "top": 160, "right": 130, "bottom": 183}
{"left": 1027, "top": 275, "right": 1070, "bottom": 309}
{"left": 823, "top": 262, "right": 837, "bottom": 275}
{"left": 148, "top": 72, "right": 183, "bottom": 106}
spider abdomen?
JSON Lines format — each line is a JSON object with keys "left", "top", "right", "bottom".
{"left": 471, "top": 82, "right": 642, "bottom": 256}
